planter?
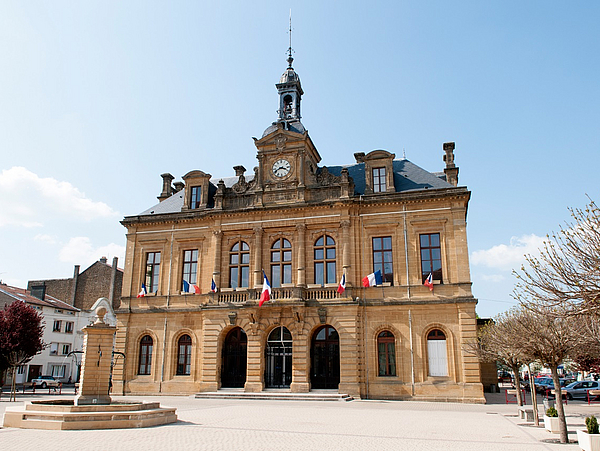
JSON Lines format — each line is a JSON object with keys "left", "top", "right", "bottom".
{"left": 544, "top": 415, "right": 561, "bottom": 433}
{"left": 577, "top": 430, "right": 600, "bottom": 451}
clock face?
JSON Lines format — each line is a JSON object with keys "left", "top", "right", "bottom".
{"left": 272, "top": 159, "right": 291, "bottom": 178}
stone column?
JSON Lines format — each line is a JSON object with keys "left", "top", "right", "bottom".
{"left": 244, "top": 333, "right": 264, "bottom": 393}
{"left": 296, "top": 224, "right": 306, "bottom": 287}
{"left": 341, "top": 220, "right": 351, "bottom": 286}
{"left": 212, "top": 230, "right": 223, "bottom": 289}
{"left": 75, "top": 307, "right": 116, "bottom": 406}
{"left": 253, "top": 227, "right": 263, "bottom": 288}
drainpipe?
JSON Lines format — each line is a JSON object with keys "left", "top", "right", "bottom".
{"left": 403, "top": 206, "right": 415, "bottom": 396}
{"left": 159, "top": 227, "right": 175, "bottom": 393}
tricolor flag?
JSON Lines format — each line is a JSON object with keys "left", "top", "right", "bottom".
{"left": 183, "top": 279, "right": 200, "bottom": 294}
{"left": 137, "top": 284, "right": 147, "bottom": 298}
{"left": 210, "top": 278, "right": 217, "bottom": 293}
{"left": 259, "top": 270, "right": 271, "bottom": 307}
{"left": 424, "top": 273, "right": 434, "bottom": 291}
{"left": 337, "top": 273, "right": 346, "bottom": 294}
{"left": 362, "top": 270, "right": 383, "bottom": 287}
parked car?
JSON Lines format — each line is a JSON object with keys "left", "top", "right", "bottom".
{"left": 497, "top": 371, "right": 512, "bottom": 384}
{"left": 560, "top": 380, "right": 600, "bottom": 400}
{"left": 533, "top": 377, "right": 554, "bottom": 394}
{"left": 31, "top": 375, "right": 60, "bottom": 389}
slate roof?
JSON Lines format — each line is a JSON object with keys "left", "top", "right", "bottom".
{"left": 0, "top": 284, "right": 79, "bottom": 312}
{"left": 136, "top": 158, "right": 454, "bottom": 217}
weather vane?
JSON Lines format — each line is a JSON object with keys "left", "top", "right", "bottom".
{"left": 287, "top": 9, "right": 294, "bottom": 67}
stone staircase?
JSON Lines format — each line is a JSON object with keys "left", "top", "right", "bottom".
{"left": 194, "top": 389, "right": 354, "bottom": 402}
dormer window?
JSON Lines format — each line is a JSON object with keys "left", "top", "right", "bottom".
{"left": 373, "top": 167, "right": 386, "bottom": 193}
{"left": 190, "top": 186, "right": 201, "bottom": 209}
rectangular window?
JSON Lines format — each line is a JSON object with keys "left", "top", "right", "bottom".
{"left": 182, "top": 249, "right": 198, "bottom": 289}
{"left": 61, "top": 344, "right": 70, "bottom": 355}
{"left": 420, "top": 233, "right": 442, "bottom": 283}
{"left": 53, "top": 320, "right": 62, "bottom": 332}
{"left": 190, "top": 186, "right": 201, "bottom": 209}
{"left": 145, "top": 252, "right": 161, "bottom": 293}
{"left": 373, "top": 167, "right": 386, "bottom": 193}
{"left": 51, "top": 365, "right": 66, "bottom": 378}
{"left": 65, "top": 321, "right": 74, "bottom": 334}
{"left": 17, "top": 365, "right": 25, "bottom": 375}
{"left": 49, "top": 343, "right": 58, "bottom": 355}
{"left": 372, "top": 236, "right": 393, "bottom": 284}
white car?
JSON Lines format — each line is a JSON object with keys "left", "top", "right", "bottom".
{"left": 31, "top": 375, "right": 60, "bottom": 388}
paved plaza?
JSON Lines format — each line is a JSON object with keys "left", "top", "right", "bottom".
{"left": 0, "top": 390, "right": 595, "bottom": 450}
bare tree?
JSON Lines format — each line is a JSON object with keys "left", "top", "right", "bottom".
{"left": 513, "top": 199, "right": 600, "bottom": 314}
{"left": 477, "top": 309, "right": 528, "bottom": 407}
{"left": 514, "top": 306, "right": 587, "bottom": 444}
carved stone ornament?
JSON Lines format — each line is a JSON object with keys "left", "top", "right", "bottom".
{"left": 274, "top": 134, "right": 287, "bottom": 151}
{"left": 318, "top": 307, "right": 327, "bottom": 324}
{"left": 231, "top": 174, "right": 248, "bottom": 194}
{"left": 316, "top": 167, "right": 342, "bottom": 186}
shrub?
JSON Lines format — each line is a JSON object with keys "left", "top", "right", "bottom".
{"left": 546, "top": 407, "right": 558, "bottom": 417}
{"left": 586, "top": 415, "right": 599, "bottom": 434}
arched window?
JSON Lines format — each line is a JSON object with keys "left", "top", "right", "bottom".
{"left": 176, "top": 334, "right": 192, "bottom": 376}
{"left": 138, "top": 335, "right": 153, "bottom": 375}
{"left": 314, "top": 235, "right": 336, "bottom": 285}
{"left": 271, "top": 238, "right": 292, "bottom": 287}
{"left": 427, "top": 329, "right": 448, "bottom": 377}
{"left": 229, "top": 241, "right": 250, "bottom": 289}
{"left": 377, "top": 331, "right": 396, "bottom": 376}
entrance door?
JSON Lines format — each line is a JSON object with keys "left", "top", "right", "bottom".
{"left": 221, "top": 327, "right": 247, "bottom": 388}
{"left": 310, "top": 325, "right": 340, "bottom": 389}
{"left": 265, "top": 326, "right": 293, "bottom": 388}
{"left": 28, "top": 365, "right": 42, "bottom": 382}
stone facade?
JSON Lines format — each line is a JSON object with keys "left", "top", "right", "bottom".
{"left": 28, "top": 257, "right": 123, "bottom": 311}
{"left": 112, "top": 56, "right": 484, "bottom": 403}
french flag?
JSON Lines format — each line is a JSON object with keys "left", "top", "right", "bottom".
{"left": 362, "top": 270, "right": 383, "bottom": 287}
{"left": 137, "top": 284, "right": 147, "bottom": 298}
{"left": 183, "top": 279, "right": 200, "bottom": 294}
{"left": 259, "top": 271, "right": 271, "bottom": 307}
{"left": 424, "top": 273, "right": 434, "bottom": 291}
{"left": 210, "top": 278, "right": 217, "bottom": 293}
{"left": 337, "top": 273, "right": 346, "bottom": 294}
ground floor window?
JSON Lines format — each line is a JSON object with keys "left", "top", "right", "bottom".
{"left": 51, "top": 364, "right": 66, "bottom": 378}
{"left": 427, "top": 329, "right": 448, "bottom": 377}
{"left": 377, "top": 331, "right": 396, "bottom": 376}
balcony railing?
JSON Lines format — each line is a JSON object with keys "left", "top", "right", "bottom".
{"left": 215, "top": 286, "right": 354, "bottom": 305}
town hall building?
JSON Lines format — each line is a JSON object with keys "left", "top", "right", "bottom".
{"left": 112, "top": 51, "right": 484, "bottom": 402}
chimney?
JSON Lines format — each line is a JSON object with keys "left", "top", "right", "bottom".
{"left": 99, "top": 256, "right": 108, "bottom": 264}
{"left": 443, "top": 142, "right": 459, "bottom": 187}
{"left": 109, "top": 256, "right": 118, "bottom": 306}
{"left": 71, "top": 265, "right": 80, "bottom": 306}
{"left": 173, "top": 181, "right": 184, "bottom": 193}
{"left": 158, "top": 173, "right": 175, "bottom": 202}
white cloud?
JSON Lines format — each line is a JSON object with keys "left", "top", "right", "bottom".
{"left": 59, "top": 237, "right": 125, "bottom": 268}
{"left": 471, "top": 234, "right": 546, "bottom": 271}
{"left": 34, "top": 233, "right": 57, "bottom": 244}
{"left": 0, "top": 166, "right": 118, "bottom": 227}
{"left": 479, "top": 274, "right": 506, "bottom": 283}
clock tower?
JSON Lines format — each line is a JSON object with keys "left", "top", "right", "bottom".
{"left": 253, "top": 51, "right": 322, "bottom": 204}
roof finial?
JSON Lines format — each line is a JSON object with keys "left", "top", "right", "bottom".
{"left": 287, "top": 9, "right": 294, "bottom": 68}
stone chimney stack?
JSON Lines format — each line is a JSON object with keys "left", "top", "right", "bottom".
{"left": 443, "top": 142, "right": 459, "bottom": 187}
{"left": 158, "top": 173, "right": 175, "bottom": 202}
{"left": 109, "top": 256, "right": 118, "bottom": 306}
{"left": 99, "top": 256, "right": 108, "bottom": 264}
{"left": 71, "top": 265, "right": 80, "bottom": 306}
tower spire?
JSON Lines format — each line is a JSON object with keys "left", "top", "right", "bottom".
{"left": 287, "top": 9, "right": 294, "bottom": 68}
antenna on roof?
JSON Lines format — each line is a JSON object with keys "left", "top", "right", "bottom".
{"left": 287, "top": 9, "right": 294, "bottom": 68}
{"left": 403, "top": 148, "right": 407, "bottom": 160}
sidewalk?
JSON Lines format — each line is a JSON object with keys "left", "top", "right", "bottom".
{"left": 0, "top": 390, "right": 595, "bottom": 451}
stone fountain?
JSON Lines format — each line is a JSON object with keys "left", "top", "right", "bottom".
{"left": 2, "top": 299, "right": 177, "bottom": 430}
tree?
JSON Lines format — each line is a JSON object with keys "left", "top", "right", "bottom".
{"left": 477, "top": 310, "right": 528, "bottom": 407}
{"left": 514, "top": 305, "right": 587, "bottom": 444}
{"left": 0, "top": 301, "right": 45, "bottom": 401}
{"left": 513, "top": 199, "right": 600, "bottom": 314}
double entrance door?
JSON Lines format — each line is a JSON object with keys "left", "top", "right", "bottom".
{"left": 265, "top": 326, "right": 293, "bottom": 388}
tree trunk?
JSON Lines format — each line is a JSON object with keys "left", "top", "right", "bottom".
{"left": 10, "top": 365, "right": 17, "bottom": 402}
{"left": 550, "top": 366, "right": 568, "bottom": 444}
{"left": 511, "top": 363, "right": 524, "bottom": 406}
{"left": 528, "top": 364, "right": 539, "bottom": 426}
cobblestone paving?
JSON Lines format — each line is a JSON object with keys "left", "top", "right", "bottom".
{"left": 0, "top": 393, "right": 595, "bottom": 451}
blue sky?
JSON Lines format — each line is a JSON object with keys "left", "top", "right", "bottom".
{"left": 1, "top": 1, "right": 598, "bottom": 318}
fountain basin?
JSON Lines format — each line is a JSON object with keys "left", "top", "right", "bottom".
{"left": 2, "top": 399, "right": 177, "bottom": 430}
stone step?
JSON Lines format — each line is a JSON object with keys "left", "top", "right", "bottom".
{"left": 194, "top": 390, "right": 354, "bottom": 402}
